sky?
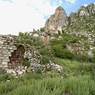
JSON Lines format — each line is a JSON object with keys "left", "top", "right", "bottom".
{"left": 0, "top": 0, "right": 95, "bottom": 35}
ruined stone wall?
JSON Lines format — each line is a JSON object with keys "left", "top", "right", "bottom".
{"left": 0, "top": 35, "right": 41, "bottom": 71}
{"left": 0, "top": 35, "right": 17, "bottom": 68}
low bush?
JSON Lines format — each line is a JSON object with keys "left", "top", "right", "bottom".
{"left": 22, "top": 58, "right": 31, "bottom": 67}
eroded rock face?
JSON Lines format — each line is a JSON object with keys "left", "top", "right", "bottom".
{"left": 78, "top": 3, "right": 95, "bottom": 16}
{"left": 78, "top": 6, "right": 89, "bottom": 16}
{"left": 45, "top": 6, "right": 67, "bottom": 34}
{"left": 87, "top": 3, "right": 95, "bottom": 14}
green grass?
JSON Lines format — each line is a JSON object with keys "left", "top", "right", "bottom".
{"left": 0, "top": 73, "right": 94, "bottom": 95}
{"left": 0, "top": 59, "right": 95, "bottom": 95}
{"left": 55, "top": 58, "right": 95, "bottom": 78}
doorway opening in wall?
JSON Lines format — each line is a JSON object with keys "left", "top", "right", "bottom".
{"left": 8, "top": 45, "right": 25, "bottom": 69}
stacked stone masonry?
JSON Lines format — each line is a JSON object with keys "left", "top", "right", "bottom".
{"left": 0, "top": 35, "right": 41, "bottom": 70}
{"left": 0, "top": 35, "right": 17, "bottom": 68}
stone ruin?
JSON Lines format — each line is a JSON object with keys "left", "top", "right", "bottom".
{"left": 0, "top": 6, "right": 67, "bottom": 75}
{"left": 0, "top": 35, "right": 17, "bottom": 68}
{"left": 0, "top": 35, "right": 41, "bottom": 75}
{"left": 0, "top": 35, "right": 63, "bottom": 75}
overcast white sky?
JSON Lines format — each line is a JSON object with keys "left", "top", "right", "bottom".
{"left": 0, "top": 0, "right": 55, "bottom": 35}
{"left": 0, "top": 0, "right": 94, "bottom": 35}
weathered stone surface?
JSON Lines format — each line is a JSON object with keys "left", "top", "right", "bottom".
{"left": 6, "top": 66, "right": 27, "bottom": 76}
{"left": 31, "top": 63, "right": 44, "bottom": 73}
{"left": 30, "top": 62, "right": 63, "bottom": 73}
{"left": 45, "top": 60, "right": 63, "bottom": 73}
{"left": 45, "top": 6, "right": 67, "bottom": 34}
{"left": 78, "top": 6, "right": 89, "bottom": 16}
{"left": 0, "top": 35, "right": 43, "bottom": 76}
{"left": 78, "top": 3, "right": 95, "bottom": 16}
{"left": 24, "top": 47, "right": 41, "bottom": 65}
{"left": 0, "top": 35, "right": 17, "bottom": 69}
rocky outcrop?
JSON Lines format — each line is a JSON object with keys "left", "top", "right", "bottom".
{"left": 78, "top": 3, "right": 95, "bottom": 16}
{"left": 62, "top": 3, "right": 95, "bottom": 58}
{"left": 30, "top": 62, "right": 63, "bottom": 73}
{"left": 45, "top": 6, "right": 67, "bottom": 34}
{"left": 78, "top": 6, "right": 89, "bottom": 16}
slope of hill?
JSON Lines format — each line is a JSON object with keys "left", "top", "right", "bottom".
{"left": 49, "top": 3, "right": 95, "bottom": 62}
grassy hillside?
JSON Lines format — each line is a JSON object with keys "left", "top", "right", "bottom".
{"left": 0, "top": 59, "right": 95, "bottom": 95}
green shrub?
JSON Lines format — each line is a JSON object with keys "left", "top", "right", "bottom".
{"left": 16, "top": 32, "right": 33, "bottom": 45}
{"left": 22, "top": 58, "right": 31, "bottom": 67}
{"left": 0, "top": 73, "right": 14, "bottom": 82}
{"left": 52, "top": 44, "right": 74, "bottom": 59}
{"left": 40, "top": 55, "right": 50, "bottom": 64}
{"left": 0, "top": 68, "right": 6, "bottom": 74}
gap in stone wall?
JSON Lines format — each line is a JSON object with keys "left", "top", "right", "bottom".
{"left": 8, "top": 45, "right": 25, "bottom": 69}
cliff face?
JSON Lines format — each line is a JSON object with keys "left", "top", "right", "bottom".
{"left": 45, "top": 6, "right": 67, "bottom": 34}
